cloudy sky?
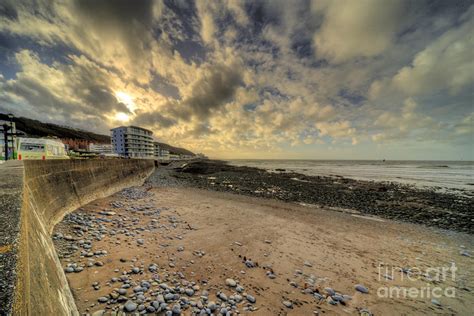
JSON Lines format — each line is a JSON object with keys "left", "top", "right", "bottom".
{"left": 0, "top": 0, "right": 472, "bottom": 160}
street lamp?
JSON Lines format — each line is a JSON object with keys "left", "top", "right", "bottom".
{"left": 2, "top": 114, "right": 15, "bottom": 161}
{"left": 8, "top": 114, "right": 14, "bottom": 159}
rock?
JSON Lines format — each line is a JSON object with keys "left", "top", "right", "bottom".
{"left": 124, "top": 301, "right": 137, "bottom": 312}
{"left": 92, "top": 310, "right": 105, "bottom": 316}
{"left": 324, "top": 288, "right": 335, "bottom": 296}
{"left": 326, "top": 296, "right": 338, "bottom": 305}
{"left": 246, "top": 294, "right": 256, "bottom": 303}
{"left": 172, "top": 304, "right": 181, "bottom": 314}
{"left": 208, "top": 302, "right": 217, "bottom": 311}
{"left": 218, "top": 292, "right": 228, "bottom": 301}
{"left": 431, "top": 298, "right": 442, "bottom": 306}
{"left": 117, "top": 288, "right": 127, "bottom": 295}
{"left": 359, "top": 308, "right": 373, "bottom": 316}
{"left": 165, "top": 293, "right": 175, "bottom": 301}
{"left": 65, "top": 267, "right": 74, "bottom": 273}
{"left": 97, "top": 297, "right": 108, "bottom": 303}
{"left": 283, "top": 300, "right": 293, "bottom": 308}
{"left": 185, "top": 288, "right": 194, "bottom": 296}
{"left": 225, "top": 278, "right": 237, "bottom": 287}
{"left": 245, "top": 260, "right": 255, "bottom": 268}
{"left": 355, "top": 284, "right": 369, "bottom": 294}
{"left": 304, "top": 261, "right": 313, "bottom": 267}
{"left": 157, "top": 295, "right": 165, "bottom": 303}
{"left": 137, "top": 239, "right": 144, "bottom": 245}
{"left": 146, "top": 306, "right": 156, "bottom": 313}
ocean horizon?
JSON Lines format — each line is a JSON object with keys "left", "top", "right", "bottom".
{"left": 227, "top": 159, "right": 474, "bottom": 194}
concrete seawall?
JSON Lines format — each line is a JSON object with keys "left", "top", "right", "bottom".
{"left": 0, "top": 159, "right": 154, "bottom": 315}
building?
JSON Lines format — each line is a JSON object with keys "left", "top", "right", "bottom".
{"left": 61, "top": 138, "right": 91, "bottom": 151}
{"left": 89, "top": 143, "right": 113, "bottom": 154}
{"left": 153, "top": 142, "right": 170, "bottom": 159}
{"left": 111, "top": 126, "right": 154, "bottom": 158}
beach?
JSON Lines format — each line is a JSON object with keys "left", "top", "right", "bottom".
{"left": 172, "top": 160, "right": 473, "bottom": 234}
{"left": 53, "top": 161, "right": 474, "bottom": 315}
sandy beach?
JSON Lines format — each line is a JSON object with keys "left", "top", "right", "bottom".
{"left": 53, "top": 181, "right": 474, "bottom": 315}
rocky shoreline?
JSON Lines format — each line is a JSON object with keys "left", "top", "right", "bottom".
{"left": 163, "top": 160, "right": 473, "bottom": 234}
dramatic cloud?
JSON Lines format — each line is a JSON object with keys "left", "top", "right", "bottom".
{"left": 313, "top": 0, "right": 407, "bottom": 63}
{"left": 0, "top": 0, "right": 472, "bottom": 159}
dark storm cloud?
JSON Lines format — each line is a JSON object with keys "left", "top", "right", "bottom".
{"left": 132, "top": 111, "right": 177, "bottom": 129}
{"left": 72, "top": 0, "right": 156, "bottom": 65}
{"left": 0, "top": 0, "right": 18, "bottom": 20}
{"left": 178, "top": 63, "right": 243, "bottom": 120}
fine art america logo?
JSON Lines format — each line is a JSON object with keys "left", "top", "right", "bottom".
{"left": 377, "top": 262, "right": 457, "bottom": 300}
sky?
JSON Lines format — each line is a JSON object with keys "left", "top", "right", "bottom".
{"left": 0, "top": 0, "right": 472, "bottom": 160}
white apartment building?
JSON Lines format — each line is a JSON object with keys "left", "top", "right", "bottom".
{"left": 111, "top": 126, "right": 154, "bottom": 158}
{"left": 153, "top": 142, "right": 170, "bottom": 159}
{"left": 89, "top": 143, "right": 113, "bottom": 154}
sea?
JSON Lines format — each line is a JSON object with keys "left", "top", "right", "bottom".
{"left": 227, "top": 160, "right": 474, "bottom": 195}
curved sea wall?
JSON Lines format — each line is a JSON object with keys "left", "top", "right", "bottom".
{"left": 0, "top": 159, "right": 154, "bottom": 315}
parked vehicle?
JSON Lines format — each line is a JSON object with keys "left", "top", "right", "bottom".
{"left": 17, "top": 137, "right": 69, "bottom": 160}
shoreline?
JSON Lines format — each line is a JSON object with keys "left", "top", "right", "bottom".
{"left": 163, "top": 160, "right": 473, "bottom": 234}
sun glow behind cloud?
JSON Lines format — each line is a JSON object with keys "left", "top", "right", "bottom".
{"left": 114, "top": 112, "right": 130, "bottom": 122}
{"left": 115, "top": 91, "right": 136, "bottom": 112}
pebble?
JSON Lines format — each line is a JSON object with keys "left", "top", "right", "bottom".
{"left": 324, "top": 288, "right": 335, "bottom": 296}
{"left": 225, "top": 278, "right": 237, "bottom": 287}
{"left": 283, "top": 300, "right": 293, "bottom": 308}
{"left": 97, "top": 297, "right": 108, "bottom": 303}
{"left": 172, "top": 304, "right": 181, "bottom": 314}
{"left": 124, "top": 301, "right": 137, "bottom": 312}
{"left": 218, "top": 292, "right": 228, "bottom": 301}
{"left": 246, "top": 294, "right": 256, "bottom": 303}
{"left": 355, "top": 284, "right": 369, "bottom": 294}
{"left": 431, "top": 298, "right": 442, "bottom": 306}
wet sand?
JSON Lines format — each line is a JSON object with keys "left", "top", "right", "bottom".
{"left": 53, "top": 185, "right": 474, "bottom": 315}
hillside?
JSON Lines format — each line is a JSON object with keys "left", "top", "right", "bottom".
{"left": 154, "top": 142, "right": 194, "bottom": 156}
{"left": 0, "top": 113, "right": 110, "bottom": 143}
{"left": 1, "top": 113, "right": 194, "bottom": 155}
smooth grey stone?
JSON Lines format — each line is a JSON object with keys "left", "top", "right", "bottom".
{"left": 98, "top": 297, "right": 108, "bottom": 303}
{"left": 355, "top": 284, "right": 369, "bottom": 294}
{"left": 225, "top": 279, "right": 237, "bottom": 287}
{"left": 324, "top": 288, "right": 335, "bottom": 296}
{"left": 124, "top": 301, "right": 137, "bottom": 312}
{"left": 172, "top": 304, "right": 181, "bottom": 314}
{"left": 283, "top": 300, "right": 293, "bottom": 308}
{"left": 246, "top": 295, "right": 256, "bottom": 303}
